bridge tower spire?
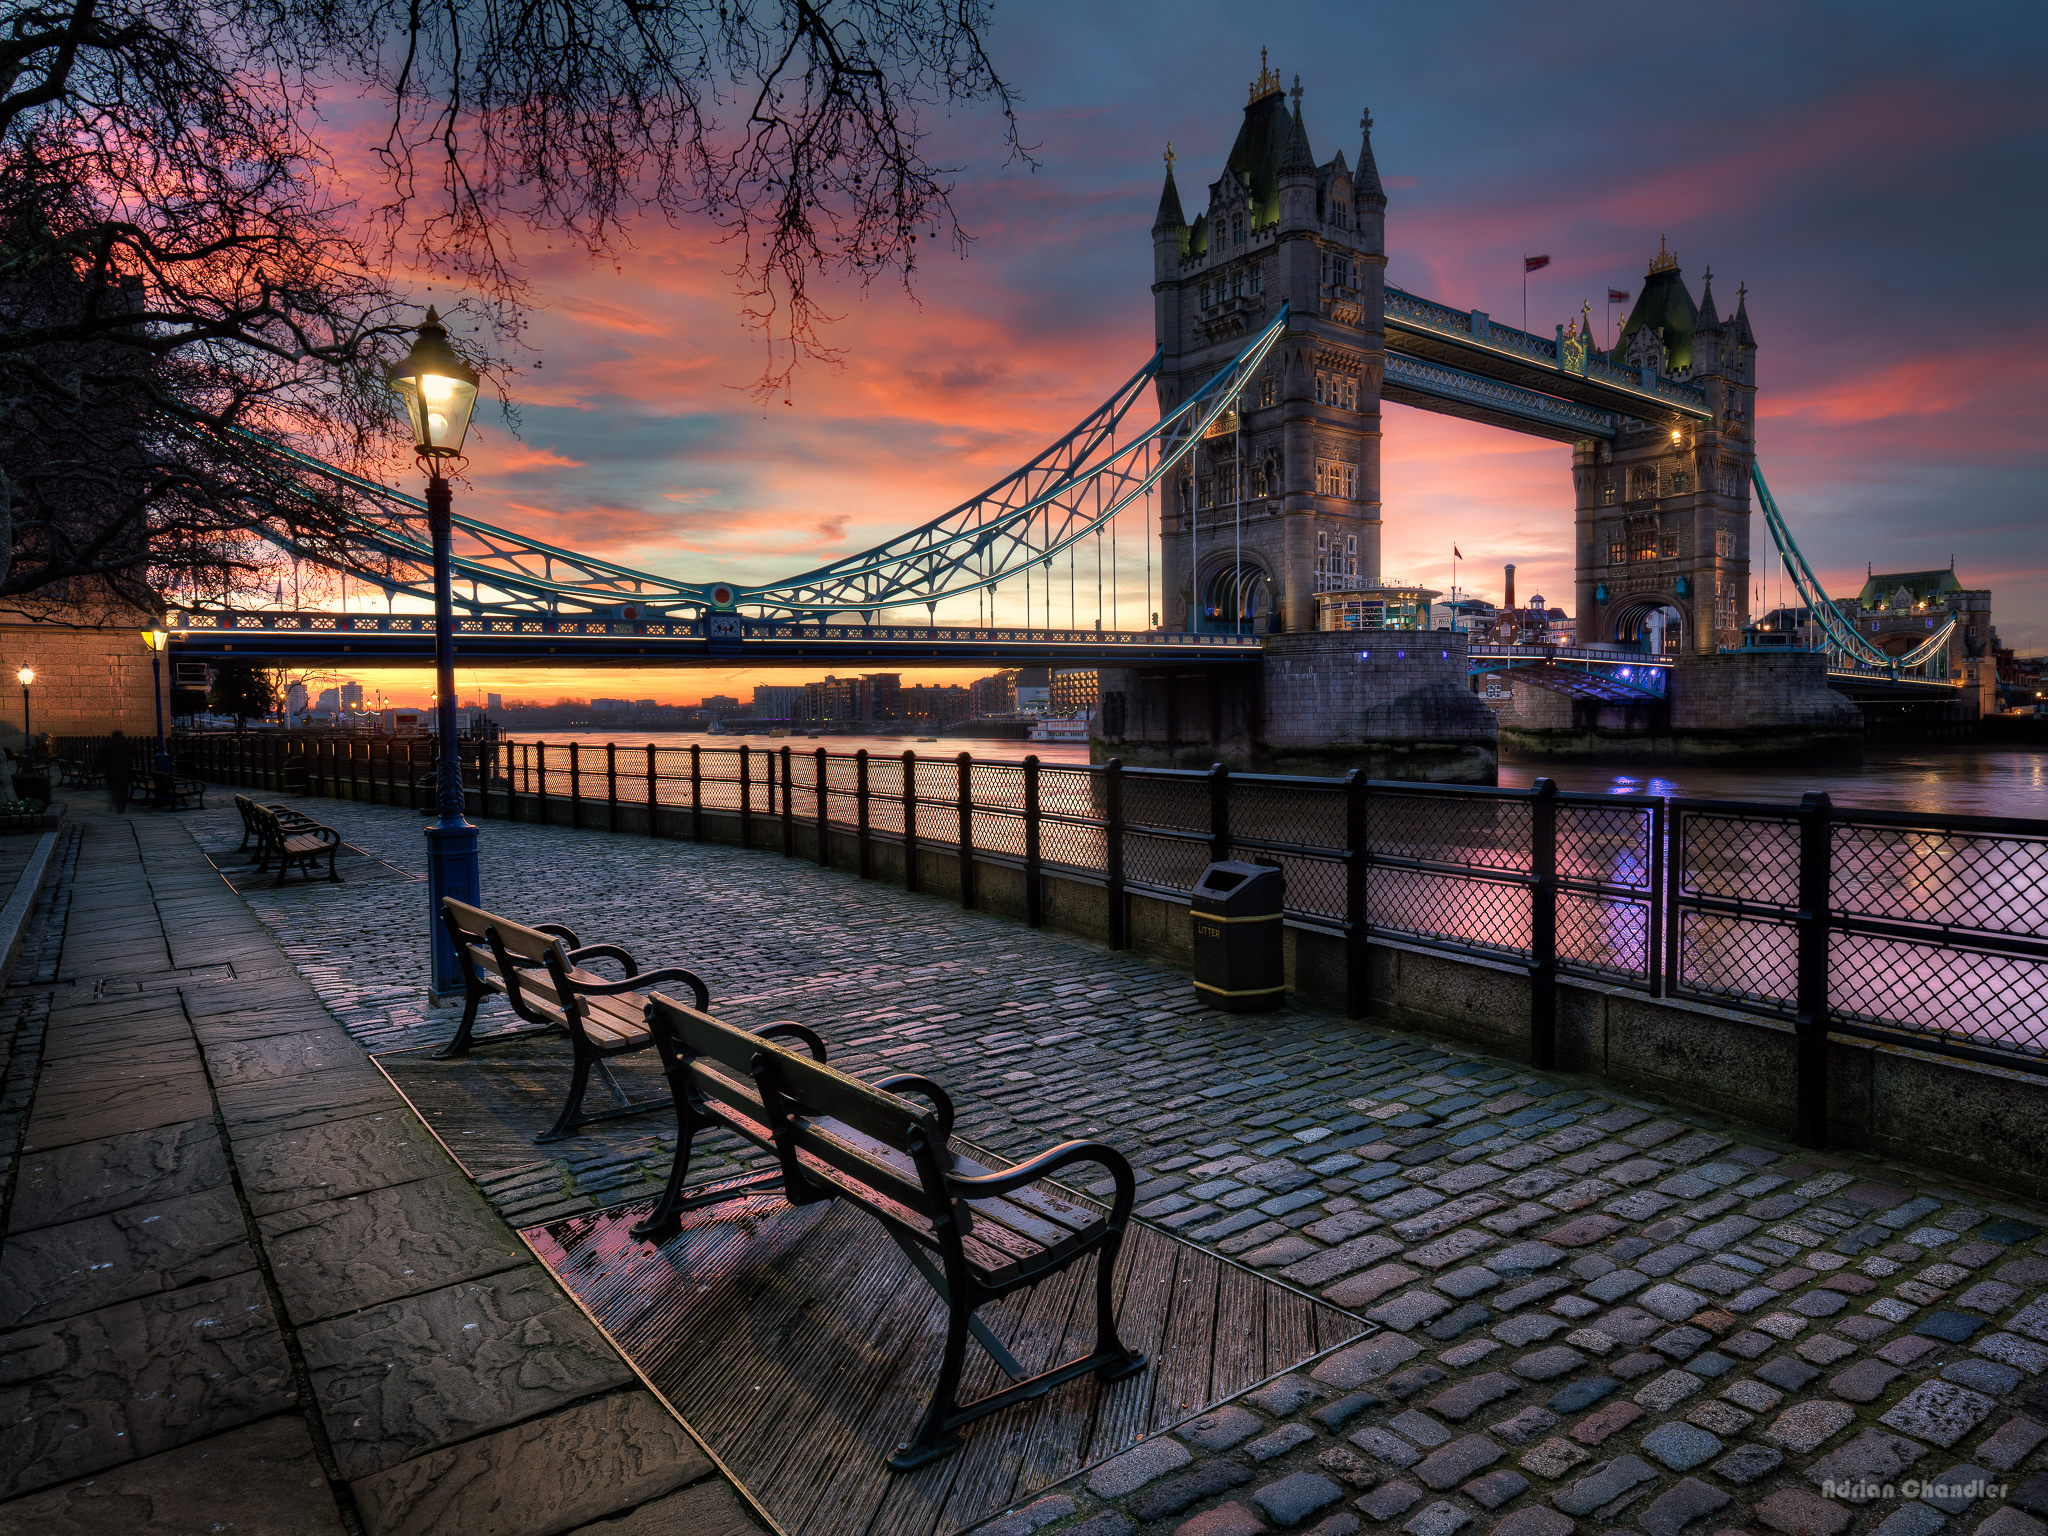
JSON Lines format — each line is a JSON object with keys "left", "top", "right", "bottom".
{"left": 1573, "top": 244, "right": 1759, "bottom": 655}
{"left": 1149, "top": 66, "right": 1386, "bottom": 634}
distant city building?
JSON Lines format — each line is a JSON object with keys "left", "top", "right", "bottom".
{"left": 699, "top": 694, "right": 741, "bottom": 717}
{"left": 633, "top": 699, "right": 658, "bottom": 711}
{"left": 314, "top": 686, "right": 339, "bottom": 712}
{"left": 485, "top": 692, "right": 503, "bottom": 711}
{"left": 1050, "top": 670, "right": 1100, "bottom": 716}
{"left": 861, "top": 673, "right": 901, "bottom": 721}
{"left": 900, "top": 683, "right": 971, "bottom": 726}
{"left": 969, "top": 671, "right": 1018, "bottom": 717}
{"left": 753, "top": 684, "right": 802, "bottom": 719}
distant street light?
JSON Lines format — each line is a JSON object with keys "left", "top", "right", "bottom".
{"left": 387, "top": 307, "right": 481, "bottom": 1002}
{"left": 142, "top": 628, "right": 172, "bottom": 773}
{"left": 15, "top": 666, "right": 31, "bottom": 763}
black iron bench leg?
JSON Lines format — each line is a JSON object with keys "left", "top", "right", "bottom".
{"left": 434, "top": 984, "right": 487, "bottom": 1059}
{"left": 536, "top": 1051, "right": 596, "bottom": 1143}
{"left": 1091, "top": 1228, "right": 1147, "bottom": 1383}
{"left": 882, "top": 1226, "right": 1030, "bottom": 1382}
{"left": 888, "top": 1295, "right": 973, "bottom": 1472}
{"left": 632, "top": 1118, "right": 783, "bottom": 1242}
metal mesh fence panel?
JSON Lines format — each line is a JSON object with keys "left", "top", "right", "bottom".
{"left": 1123, "top": 774, "right": 1208, "bottom": 834}
{"left": 1557, "top": 892, "right": 1652, "bottom": 984}
{"left": 1367, "top": 869, "right": 1531, "bottom": 958}
{"left": 1676, "top": 910, "right": 1798, "bottom": 1012}
{"left": 1370, "top": 793, "right": 1531, "bottom": 873}
{"left": 1122, "top": 830, "right": 1209, "bottom": 896}
{"left": 1832, "top": 822, "right": 2048, "bottom": 937}
{"left": 972, "top": 807, "right": 1027, "bottom": 861}
{"left": 1263, "top": 850, "right": 1347, "bottom": 925}
{"left": 1228, "top": 781, "right": 1345, "bottom": 853}
{"left": 1041, "top": 817, "right": 1108, "bottom": 876}
{"left": 1830, "top": 932, "right": 2048, "bottom": 1058}
{"left": 1039, "top": 766, "right": 1102, "bottom": 821}
{"left": 1681, "top": 811, "right": 1797, "bottom": 904}
{"left": 1557, "top": 802, "right": 1654, "bottom": 888}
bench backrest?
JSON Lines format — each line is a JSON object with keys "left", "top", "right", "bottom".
{"left": 647, "top": 993, "right": 947, "bottom": 1224}
{"left": 441, "top": 896, "right": 575, "bottom": 1025}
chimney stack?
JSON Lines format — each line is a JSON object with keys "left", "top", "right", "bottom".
{"left": 1504, "top": 563, "right": 1516, "bottom": 613}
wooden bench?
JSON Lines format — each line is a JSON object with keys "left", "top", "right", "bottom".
{"left": 56, "top": 757, "right": 104, "bottom": 789}
{"left": 245, "top": 801, "right": 340, "bottom": 884}
{"left": 634, "top": 994, "right": 1146, "bottom": 1471}
{"left": 438, "top": 897, "right": 710, "bottom": 1143}
{"left": 232, "top": 793, "right": 319, "bottom": 856}
{"left": 143, "top": 771, "right": 205, "bottom": 810}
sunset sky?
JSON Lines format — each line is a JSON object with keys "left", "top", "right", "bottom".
{"left": 325, "top": 0, "right": 2046, "bottom": 709}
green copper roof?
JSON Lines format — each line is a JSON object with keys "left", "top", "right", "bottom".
{"left": 1857, "top": 569, "right": 1964, "bottom": 607}
{"left": 1610, "top": 251, "right": 1698, "bottom": 372}
{"left": 1222, "top": 88, "right": 1297, "bottom": 228}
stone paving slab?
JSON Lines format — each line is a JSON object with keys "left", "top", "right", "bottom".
{"left": 0, "top": 1270, "right": 296, "bottom": 1499}
{"left": 0, "top": 1412, "right": 348, "bottom": 1536}
{"left": 232, "top": 1107, "right": 457, "bottom": 1215}
{"left": 5, "top": 1118, "right": 228, "bottom": 1232}
{"left": 297, "top": 1263, "right": 638, "bottom": 1478}
{"left": 0, "top": 1184, "right": 255, "bottom": 1329}
{"left": 257, "top": 1171, "right": 530, "bottom": 1325}
{"left": 346, "top": 1388, "right": 712, "bottom": 1536}
{"left": 182, "top": 795, "right": 2048, "bottom": 1536}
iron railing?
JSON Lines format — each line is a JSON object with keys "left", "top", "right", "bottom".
{"left": 72, "top": 733, "right": 2048, "bottom": 1146}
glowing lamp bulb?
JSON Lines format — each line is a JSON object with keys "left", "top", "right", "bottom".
{"left": 15, "top": 667, "right": 31, "bottom": 686}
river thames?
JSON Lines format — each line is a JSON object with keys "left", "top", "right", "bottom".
{"left": 506, "top": 729, "right": 2045, "bottom": 819}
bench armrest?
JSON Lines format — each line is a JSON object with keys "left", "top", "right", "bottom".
{"left": 873, "top": 1072, "right": 953, "bottom": 1139}
{"left": 946, "top": 1140, "right": 1135, "bottom": 1230}
{"left": 575, "top": 966, "right": 710, "bottom": 1009}
{"left": 535, "top": 922, "right": 584, "bottom": 947}
{"left": 566, "top": 942, "right": 638, "bottom": 976}
{"left": 755, "top": 1022, "right": 827, "bottom": 1062}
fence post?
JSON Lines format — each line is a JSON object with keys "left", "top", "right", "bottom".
{"left": 690, "top": 744, "right": 704, "bottom": 841}
{"left": 1104, "top": 759, "right": 1126, "bottom": 950}
{"left": 606, "top": 742, "right": 618, "bottom": 833}
{"left": 1023, "top": 754, "right": 1043, "bottom": 927}
{"left": 739, "top": 746, "right": 753, "bottom": 849}
{"left": 814, "top": 749, "right": 829, "bottom": 866}
{"left": 646, "top": 744, "right": 659, "bottom": 836}
{"left": 856, "top": 749, "right": 872, "bottom": 878}
{"left": 536, "top": 742, "right": 548, "bottom": 824}
{"left": 901, "top": 750, "right": 919, "bottom": 892}
{"left": 956, "top": 752, "right": 976, "bottom": 909}
{"left": 569, "top": 743, "right": 582, "bottom": 830}
{"left": 1344, "top": 769, "right": 1373, "bottom": 1018}
{"left": 1208, "top": 761, "right": 1230, "bottom": 865}
{"left": 1794, "top": 791, "right": 1834, "bottom": 1149}
{"left": 1529, "top": 777, "right": 1559, "bottom": 1071}
{"left": 1647, "top": 798, "right": 1666, "bottom": 998}
{"left": 781, "top": 747, "right": 795, "bottom": 857}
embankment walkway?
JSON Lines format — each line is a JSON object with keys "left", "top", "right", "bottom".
{"left": 4, "top": 791, "right": 2047, "bottom": 1536}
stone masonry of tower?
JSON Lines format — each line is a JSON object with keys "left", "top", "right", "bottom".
{"left": 1572, "top": 251, "right": 1760, "bottom": 655}
{"left": 1152, "top": 65, "right": 1385, "bottom": 634}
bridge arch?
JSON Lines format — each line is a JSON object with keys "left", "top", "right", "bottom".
{"left": 1610, "top": 593, "right": 1684, "bottom": 655}
{"left": 1198, "top": 558, "right": 1274, "bottom": 634}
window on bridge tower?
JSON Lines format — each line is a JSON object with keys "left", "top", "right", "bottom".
{"left": 1230, "top": 269, "right": 1246, "bottom": 300}
{"left": 1629, "top": 466, "right": 1657, "bottom": 501}
{"left": 1332, "top": 199, "right": 1351, "bottom": 230}
{"left": 1260, "top": 374, "right": 1276, "bottom": 408}
{"left": 1233, "top": 213, "right": 1245, "bottom": 245}
{"left": 1602, "top": 481, "right": 1618, "bottom": 505}
{"left": 1200, "top": 281, "right": 1213, "bottom": 308}
{"left": 1325, "top": 252, "right": 1353, "bottom": 289}
{"left": 1609, "top": 539, "right": 1625, "bottom": 566}
{"left": 1672, "top": 468, "right": 1690, "bottom": 494}
{"left": 1250, "top": 264, "right": 1264, "bottom": 296}
{"left": 1635, "top": 530, "right": 1659, "bottom": 562}
{"left": 1660, "top": 530, "right": 1678, "bottom": 559}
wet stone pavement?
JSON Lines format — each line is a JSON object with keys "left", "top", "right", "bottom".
{"left": 184, "top": 795, "right": 2048, "bottom": 1536}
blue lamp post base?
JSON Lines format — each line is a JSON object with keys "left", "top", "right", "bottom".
{"left": 425, "top": 817, "right": 480, "bottom": 1003}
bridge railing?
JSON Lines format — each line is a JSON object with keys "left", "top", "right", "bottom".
{"left": 141, "top": 734, "right": 2048, "bottom": 1138}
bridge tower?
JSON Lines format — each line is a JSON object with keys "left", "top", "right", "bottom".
{"left": 1572, "top": 251, "right": 1759, "bottom": 655}
{"left": 1151, "top": 62, "right": 1385, "bottom": 633}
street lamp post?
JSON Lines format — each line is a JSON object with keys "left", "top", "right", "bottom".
{"left": 142, "top": 629, "right": 172, "bottom": 773}
{"left": 15, "top": 666, "right": 32, "bottom": 764}
{"left": 387, "top": 307, "right": 482, "bottom": 1003}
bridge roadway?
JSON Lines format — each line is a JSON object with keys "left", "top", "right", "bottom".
{"left": 164, "top": 610, "right": 1264, "bottom": 667}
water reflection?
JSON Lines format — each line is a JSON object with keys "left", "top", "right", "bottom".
{"left": 1502, "top": 751, "right": 2048, "bottom": 820}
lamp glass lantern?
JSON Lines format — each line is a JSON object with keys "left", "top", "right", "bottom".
{"left": 15, "top": 667, "right": 31, "bottom": 687}
{"left": 384, "top": 308, "right": 479, "bottom": 459}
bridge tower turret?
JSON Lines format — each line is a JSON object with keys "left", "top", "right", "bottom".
{"left": 1573, "top": 248, "right": 1758, "bottom": 656}
{"left": 1151, "top": 62, "right": 1384, "bottom": 633}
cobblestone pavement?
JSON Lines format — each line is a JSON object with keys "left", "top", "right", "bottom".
{"left": 184, "top": 795, "right": 2048, "bottom": 1536}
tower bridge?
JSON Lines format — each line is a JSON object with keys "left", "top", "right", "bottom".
{"left": 157, "top": 62, "right": 1977, "bottom": 776}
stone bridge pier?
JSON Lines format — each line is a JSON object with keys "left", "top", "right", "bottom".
{"left": 1093, "top": 632, "right": 1498, "bottom": 781}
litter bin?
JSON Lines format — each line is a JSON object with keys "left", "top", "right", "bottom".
{"left": 1191, "top": 860, "right": 1285, "bottom": 1012}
